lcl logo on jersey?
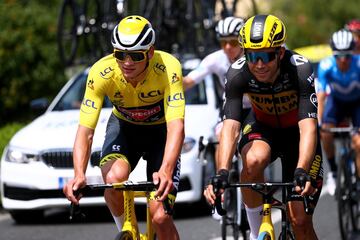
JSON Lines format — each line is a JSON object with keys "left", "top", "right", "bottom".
{"left": 167, "top": 92, "right": 185, "bottom": 107}
{"left": 154, "top": 63, "right": 166, "bottom": 74}
{"left": 100, "top": 67, "right": 114, "bottom": 79}
{"left": 138, "top": 90, "right": 163, "bottom": 103}
{"left": 82, "top": 98, "right": 98, "bottom": 109}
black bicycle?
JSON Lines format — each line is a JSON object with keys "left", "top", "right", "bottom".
{"left": 324, "top": 127, "right": 360, "bottom": 240}
{"left": 198, "top": 136, "right": 249, "bottom": 240}
{"left": 139, "top": 0, "right": 218, "bottom": 58}
{"left": 57, "top": 0, "right": 130, "bottom": 67}
{"left": 213, "top": 181, "right": 313, "bottom": 240}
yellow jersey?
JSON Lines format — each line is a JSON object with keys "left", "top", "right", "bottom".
{"left": 79, "top": 50, "right": 185, "bottom": 129}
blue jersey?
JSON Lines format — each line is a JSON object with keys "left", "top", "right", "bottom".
{"left": 317, "top": 55, "right": 360, "bottom": 102}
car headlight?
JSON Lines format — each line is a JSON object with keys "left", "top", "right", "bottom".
{"left": 182, "top": 137, "right": 196, "bottom": 154}
{"left": 5, "top": 148, "right": 39, "bottom": 163}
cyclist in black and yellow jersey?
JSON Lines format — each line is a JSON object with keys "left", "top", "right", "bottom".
{"left": 204, "top": 14, "right": 323, "bottom": 240}
{"left": 63, "top": 15, "right": 184, "bottom": 240}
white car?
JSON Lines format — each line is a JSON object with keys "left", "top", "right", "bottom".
{"left": 0, "top": 57, "right": 219, "bottom": 223}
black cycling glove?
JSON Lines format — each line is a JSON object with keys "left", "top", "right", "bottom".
{"left": 293, "top": 168, "right": 312, "bottom": 190}
{"left": 210, "top": 169, "right": 229, "bottom": 195}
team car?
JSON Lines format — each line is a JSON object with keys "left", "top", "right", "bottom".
{"left": 0, "top": 57, "right": 220, "bottom": 223}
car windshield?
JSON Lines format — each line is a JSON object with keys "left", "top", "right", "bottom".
{"left": 52, "top": 70, "right": 208, "bottom": 111}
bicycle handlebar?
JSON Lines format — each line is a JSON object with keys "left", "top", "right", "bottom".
{"left": 213, "top": 182, "right": 313, "bottom": 216}
{"left": 69, "top": 181, "right": 173, "bottom": 221}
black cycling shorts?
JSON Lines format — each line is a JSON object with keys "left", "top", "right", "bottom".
{"left": 238, "top": 111, "right": 323, "bottom": 208}
{"left": 100, "top": 113, "right": 181, "bottom": 196}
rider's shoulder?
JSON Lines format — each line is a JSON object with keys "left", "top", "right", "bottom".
{"left": 88, "top": 54, "right": 117, "bottom": 80}
{"left": 151, "top": 50, "right": 181, "bottom": 74}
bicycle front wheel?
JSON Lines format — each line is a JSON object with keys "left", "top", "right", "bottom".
{"left": 57, "top": 0, "right": 79, "bottom": 66}
{"left": 114, "top": 230, "right": 134, "bottom": 240}
{"left": 221, "top": 183, "right": 241, "bottom": 239}
{"left": 257, "top": 231, "right": 272, "bottom": 240}
{"left": 337, "top": 152, "right": 359, "bottom": 240}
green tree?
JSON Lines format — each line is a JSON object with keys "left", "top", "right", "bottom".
{"left": 268, "top": 0, "right": 360, "bottom": 48}
{"left": 0, "top": 0, "right": 66, "bottom": 125}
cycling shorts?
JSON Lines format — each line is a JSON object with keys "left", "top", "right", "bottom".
{"left": 100, "top": 113, "right": 181, "bottom": 196}
{"left": 323, "top": 94, "right": 360, "bottom": 127}
{"left": 238, "top": 112, "right": 323, "bottom": 208}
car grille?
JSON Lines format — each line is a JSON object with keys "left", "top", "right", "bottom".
{"left": 41, "top": 151, "right": 101, "bottom": 168}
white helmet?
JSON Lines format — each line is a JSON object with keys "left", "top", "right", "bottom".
{"left": 215, "top": 16, "right": 245, "bottom": 39}
{"left": 111, "top": 15, "right": 155, "bottom": 51}
{"left": 330, "top": 29, "right": 355, "bottom": 53}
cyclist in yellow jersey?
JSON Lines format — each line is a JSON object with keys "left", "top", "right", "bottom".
{"left": 63, "top": 15, "right": 184, "bottom": 240}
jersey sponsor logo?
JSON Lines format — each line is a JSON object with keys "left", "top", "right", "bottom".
{"left": 166, "top": 92, "right": 185, "bottom": 107}
{"left": 138, "top": 90, "right": 163, "bottom": 103}
{"left": 231, "top": 57, "right": 246, "bottom": 69}
{"left": 249, "top": 91, "right": 298, "bottom": 115}
{"left": 171, "top": 73, "right": 180, "bottom": 84}
{"left": 309, "top": 154, "right": 322, "bottom": 180}
{"left": 82, "top": 98, "right": 98, "bottom": 109}
{"left": 248, "top": 133, "right": 262, "bottom": 140}
{"left": 116, "top": 105, "right": 162, "bottom": 121}
{"left": 310, "top": 93, "right": 318, "bottom": 108}
{"left": 306, "top": 73, "right": 315, "bottom": 85}
{"left": 290, "top": 54, "right": 309, "bottom": 66}
{"left": 172, "top": 159, "right": 181, "bottom": 191}
{"left": 114, "top": 91, "right": 123, "bottom": 98}
{"left": 112, "top": 145, "right": 121, "bottom": 151}
{"left": 154, "top": 63, "right": 166, "bottom": 74}
{"left": 99, "top": 67, "right": 114, "bottom": 79}
{"left": 308, "top": 112, "right": 317, "bottom": 118}
{"left": 87, "top": 79, "right": 94, "bottom": 90}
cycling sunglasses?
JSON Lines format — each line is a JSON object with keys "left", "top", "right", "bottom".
{"left": 113, "top": 50, "right": 148, "bottom": 62}
{"left": 245, "top": 51, "right": 278, "bottom": 64}
{"left": 220, "top": 39, "right": 239, "bottom": 47}
{"left": 334, "top": 53, "right": 352, "bottom": 60}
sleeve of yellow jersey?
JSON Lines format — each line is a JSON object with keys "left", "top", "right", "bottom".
{"left": 164, "top": 56, "right": 185, "bottom": 122}
{"left": 78, "top": 67, "right": 105, "bottom": 129}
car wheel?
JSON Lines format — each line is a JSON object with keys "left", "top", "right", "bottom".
{"left": 9, "top": 209, "right": 44, "bottom": 224}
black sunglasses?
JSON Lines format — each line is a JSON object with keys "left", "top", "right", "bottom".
{"left": 245, "top": 51, "right": 278, "bottom": 64}
{"left": 113, "top": 50, "right": 148, "bottom": 62}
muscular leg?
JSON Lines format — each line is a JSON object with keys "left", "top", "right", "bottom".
{"left": 149, "top": 200, "right": 179, "bottom": 240}
{"left": 241, "top": 140, "right": 271, "bottom": 239}
{"left": 241, "top": 140, "right": 271, "bottom": 207}
{"left": 101, "top": 159, "right": 130, "bottom": 216}
{"left": 288, "top": 201, "right": 318, "bottom": 240}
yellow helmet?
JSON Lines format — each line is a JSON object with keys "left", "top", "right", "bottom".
{"left": 111, "top": 15, "right": 155, "bottom": 51}
{"left": 239, "top": 14, "right": 286, "bottom": 49}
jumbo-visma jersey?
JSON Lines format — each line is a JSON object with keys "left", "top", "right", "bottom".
{"left": 79, "top": 50, "right": 185, "bottom": 129}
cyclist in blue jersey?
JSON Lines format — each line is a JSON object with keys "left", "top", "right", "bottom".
{"left": 317, "top": 29, "right": 360, "bottom": 195}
